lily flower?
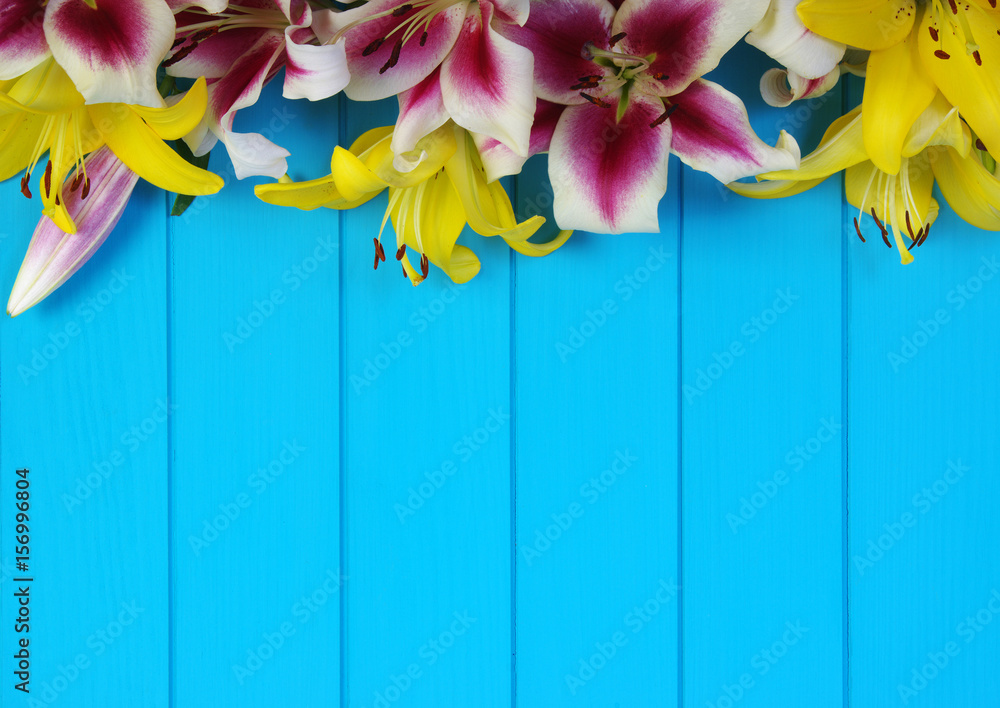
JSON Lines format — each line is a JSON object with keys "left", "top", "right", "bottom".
{"left": 8, "top": 146, "right": 139, "bottom": 317}
{"left": 496, "top": 0, "right": 801, "bottom": 234}
{"left": 166, "top": 0, "right": 351, "bottom": 179}
{"left": 312, "top": 0, "right": 535, "bottom": 170}
{"left": 746, "top": 0, "right": 846, "bottom": 82}
{"left": 0, "top": 61, "right": 223, "bottom": 234}
{"left": 0, "top": 0, "right": 225, "bottom": 108}
{"left": 794, "top": 0, "right": 1000, "bottom": 175}
{"left": 255, "top": 122, "right": 570, "bottom": 285}
{"left": 730, "top": 94, "right": 977, "bottom": 264}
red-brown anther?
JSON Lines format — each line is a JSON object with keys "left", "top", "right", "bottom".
{"left": 20, "top": 174, "right": 32, "bottom": 199}
{"left": 948, "top": 0, "right": 958, "bottom": 12}
{"left": 977, "top": 138, "right": 988, "bottom": 151}
{"left": 918, "top": 223, "right": 931, "bottom": 246}
{"left": 880, "top": 229, "right": 892, "bottom": 248}
{"left": 402, "top": 264, "right": 407, "bottom": 278}
{"left": 908, "top": 228, "right": 923, "bottom": 250}
{"left": 379, "top": 39, "right": 404, "bottom": 74}
{"left": 55, "top": 194, "right": 60, "bottom": 206}
{"left": 650, "top": 104, "right": 677, "bottom": 129}
{"left": 392, "top": 4, "right": 413, "bottom": 16}
{"left": 81, "top": 177, "right": 91, "bottom": 200}
{"left": 164, "top": 42, "right": 199, "bottom": 68}
{"left": 70, "top": 173, "right": 84, "bottom": 192}
{"left": 362, "top": 37, "right": 385, "bottom": 56}
{"left": 420, "top": 253, "right": 429, "bottom": 278}
{"left": 974, "top": 50, "right": 983, "bottom": 66}
{"left": 649, "top": 71, "right": 668, "bottom": 80}
{"left": 420, "top": 31, "right": 428, "bottom": 46}
{"left": 580, "top": 92, "right": 611, "bottom": 108}
{"left": 905, "top": 210, "right": 915, "bottom": 239}
{"left": 43, "top": 161, "right": 52, "bottom": 198}
{"left": 870, "top": 207, "right": 888, "bottom": 236}
{"left": 374, "top": 253, "right": 380, "bottom": 270}
{"left": 935, "top": 49, "right": 951, "bottom": 59}
{"left": 854, "top": 217, "right": 866, "bottom": 243}
{"left": 373, "top": 237, "right": 386, "bottom": 262}
{"left": 171, "top": 35, "right": 186, "bottom": 49}
{"left": 570, "top": 79, "right": 600, "bottom": 90}
{"left": 609, "top": 32, "right": 627, "bottom": 45}
{"left": 396, "top": 244, "right": 406, "bottom": 260}
{"left": 929, "top": 26, "right": 939, "bottom": 41}
{"left": 190, "top": 27, "right": 219, "bottom": 43}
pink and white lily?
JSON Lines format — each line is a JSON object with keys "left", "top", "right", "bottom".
{"left": 0, "top": 0, "right": 225, "bottom": 108}
{"left": 313, "top": 0, "right": 535, "bottom": 171}
{"left": 166, "top": 0, "right": 350, "bottom": 179}
{"left": 497, "top": 0, "right": 801, "bottom": 233}
{"left": 7, "top": 146, "right": 139, "bottom": 317}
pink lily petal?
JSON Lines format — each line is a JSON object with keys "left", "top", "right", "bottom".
{"left": 473, "top": 98, "right": 564, "bottom": 181}
{"left": 0, "top": 0, "right": 51, "bottom": 81}
{"left": 316, "top": 0, "right": 468, "bottom": 101}
{"left": 282, "top": 27, "right": 350, "bottom": 101}
{"left": 391, "top": 67, "right": 451, "bottom": 171}
{"left": 613, "top": 0, "right": 770, "bottom": 97}
{"left": 440, "top": 0, "right": 535, "bottom": 158}
{"left": 491, "top": 0, "right": 529, "bottom": 25}
{"left": 668, "top": 78, "right": 800, "bottom": 183}
{"left": 7, "top": 147, "right": 139, "bottom": 317}
{"left": 165, "top": 0, "right": 228, "bottom": 11}
{"left": 548, "top": 91, "right": 672, "bottom": 234}
{"left": 44, "top": 0, "right": 176, "bottom": 108}
{"left": 497, "top": 0, "right": 615, "bottom": 105}
{"left": 166, "top": 27, "right": 270, "bottom": 79}
{"left": 759, "top": 66, "right": 841, "bottom": 108}
{"left": 746, "top": 0, "right": 845, "bottom": 80}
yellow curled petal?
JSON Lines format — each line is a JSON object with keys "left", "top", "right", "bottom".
{"left": 930, "top": 146, "right": 1000, "bottom": 230}
{"left": 90, "top": 104, "right": 223, "bottom": 195}
{"left": 255, "top": 174, "right": 379, "bottom": 210}
{"left": 130, "top": 77, "right": 209, "bottom": 141}
{"left": 727, "top": 177, "right": 827, "bottom": 199}
{"left": 0, "top": 112, "right": 48, "bottom": 182}
{"left": 331, "top": 145, "right": 390, "bottom": 202}
{"left": 349, "top": 126, "right": 394, "bottom": 156}
{"left": 862, "top": 22, "right": 936, "bottom": 174}
{"left": 798, "top": 0, "right": 916, "bottom": 51}
{"left": 902, "top": 94, "right": 971, "bottom": 157}
{"left": 760, "top": 107, "right": 866, "bottom": 181}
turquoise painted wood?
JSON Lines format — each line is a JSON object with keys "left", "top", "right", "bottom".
{"left": 2, "top": 48, "right": 999, "bottom": 708}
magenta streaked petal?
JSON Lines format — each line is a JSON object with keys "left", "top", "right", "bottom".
{"left": 318, "top": 0, "right": 468, "bottom": 102}
{"left": 7, "top": 147, "right": 139, "bottom": 317}
{"left": 391, "top": 67, "right": 451, "bottom": 171}
{"left": 440, "top": 1, "right": 535, "bottom": 157}
{"left": 44, "top": 0, "right": 176, "bottom": 107}
{"left": 497, "top": 0, "right": 615, "bottom": 105}
{"left": 166, "top": 27, "right": 269, "bottom": 79}
{"left": 165, "top": 0, "right": 227, "bottom": 11}
{"left": 613, "top": 0, "right": 769, "bottom": 97}
{"left": 282, "top": 29, "right": 350, "bottom": 101}
{"left": 549, "top": 91, "right": 671, "bottom": 233}
{"left": 207, "top": 31, "right": 285, "bottom": 124}
{"left": 491, "top": 0, "right": 529, "bottom": 25}
{"left": 668, "top": 79, "right": 800, "bottom": 183}
{"left": 473, "top": 98, "right": 564, "bottom": 181}
{"left": 0, "top": 0, "right": 51, "bottom": 81}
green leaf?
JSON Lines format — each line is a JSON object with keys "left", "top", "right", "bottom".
{"left": 170, "top": 140, "right": 212, "bottom": 217}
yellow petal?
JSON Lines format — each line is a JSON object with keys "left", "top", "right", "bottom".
{"left": 918, "top": 3, "right": 1000, "bottom": 154}
{"left": 760, "top": 106, "right": 866, "bottom": 181}
{"left": 798, "top": 0, "right": 916, "bottom": 50}
{"left": 0, "top": 60, "right": 84, "bottom": 115}
{"left": 331, "top": 145, "right": 390, "bottom": 202}
{"left": 362, "top": 123, "right": 456, "bottom": 189}
{"left": 255, "top": 174, "right": 379, "bottom": 210}
{"left": 862, "top": 22, "right": 936, "bottom": 174}
{"left": 930, "top": 146, "right": 1000, "bottom": 230}
{"left": 90, "top": 104, "right": 223, "bottom": 195}
{"left": 0, "top": 112, "right": 47, "bottom": 182}
{"left": 901, "top": 93, "right": 971, "bottom": 157}
{"left": 349, "top": 126, "right": 394, "bottom": 156}
{"left": 728, "top": 177, "right": 827, "bottom": 199}
{"left": 130, "top": 77, "right": 209, "bottom": 141}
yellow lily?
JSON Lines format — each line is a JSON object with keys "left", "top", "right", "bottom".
{"left": 0, "top": 58, "right": 223, "bottom": 234}
{"left": 797, "top": 0, "right": 1000, "bottom": 175}
{"left": 730, "top": 94, "right": 977, "bottom": 264}
{"left": 256, "top": 122, "right": 571, "bottom": 286}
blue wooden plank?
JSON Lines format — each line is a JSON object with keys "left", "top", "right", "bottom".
{"left": 341, "top": 101, "right": 513, "bottom": 708}
{"left": 681, "top": 49, "right": 845, "bottom": 708}
{"left": 847, "top": 141, "right": 1000, "bottom": 704}
{"left": 1, "top": 182, "right": 168, "bottom": 705}
{"left": 169, "top": 85, "right": 341, "bottom": 706}
{"left": 512, "top": 154, "right": 680, "bottom": 706}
